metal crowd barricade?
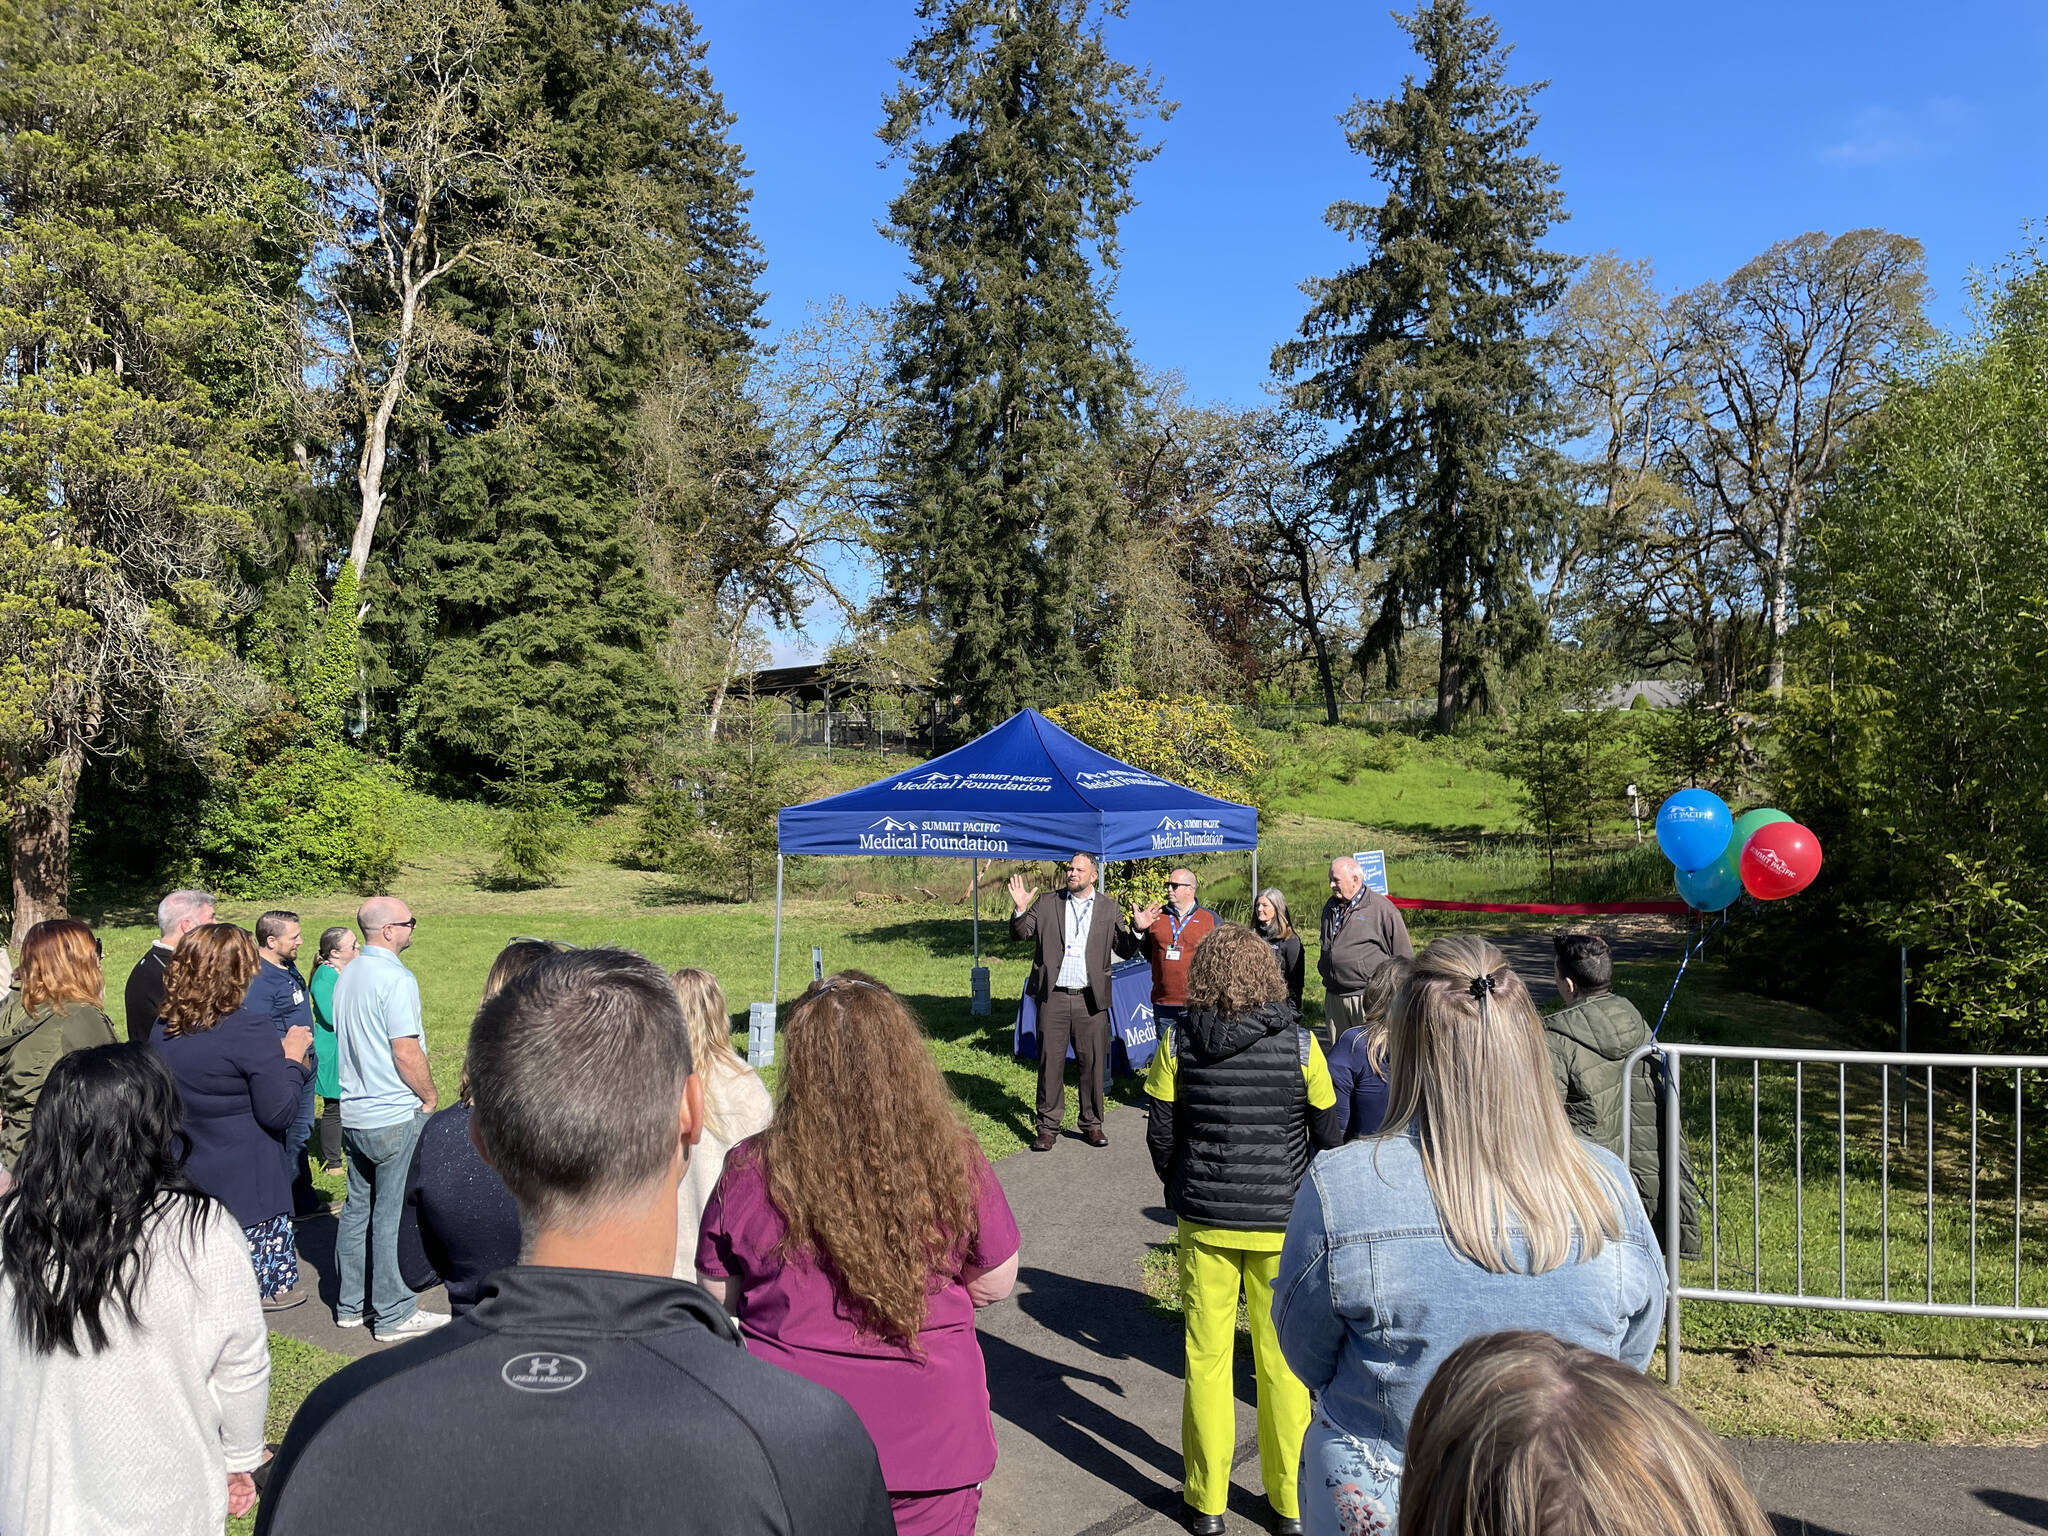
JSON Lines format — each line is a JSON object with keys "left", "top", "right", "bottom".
{"left": 1622, "top": 1042, "right": 2048, "bottom": 1388}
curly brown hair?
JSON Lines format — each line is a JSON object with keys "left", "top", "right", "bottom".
{"left": 1185, "top": 922, "right": 1288, "bottom": 1016}
{"left": 759, "top": 971, "right": 978, "bottom": 1348}
{"left": 160, "top": 925, "right": 261, "bottom": 1037}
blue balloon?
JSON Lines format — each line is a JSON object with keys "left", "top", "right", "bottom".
{"left": 1656, "top": 788, "right": 1733, "bottom": 872}
{"left": 1675, "top": 855, "right": 1743, "bottom": 912}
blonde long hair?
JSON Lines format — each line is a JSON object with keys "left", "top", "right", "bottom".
{"left": 1378, "top": 935, "right": 1624, "bottom": 1274}
{"left": 1402, "top": 1330, "right": 1773, "bottom": 1536}
{"left": 669, "top": 968, "right": 748, "bottom": 1140}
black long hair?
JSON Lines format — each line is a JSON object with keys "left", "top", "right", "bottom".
{"left": 0, "top": 1044, "right": 215, "bottom": 1355}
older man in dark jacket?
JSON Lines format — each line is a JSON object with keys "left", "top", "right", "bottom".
{"left": 1315, "top": 857, "right": 1413, "bottom": 1047}
{"left": 1009, "top": 853, "right": 1125, "bottom": 1152}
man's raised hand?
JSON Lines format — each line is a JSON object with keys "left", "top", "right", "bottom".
{"left": 1132, "top": 904, "right": 1163, "bottom": 932}
{"left": 1007, "top": 872, "right": 1038, "bottom": 915}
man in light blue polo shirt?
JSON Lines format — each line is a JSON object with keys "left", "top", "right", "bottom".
{"left": 331, "top": 895, "right": 446, "bottom": 1341}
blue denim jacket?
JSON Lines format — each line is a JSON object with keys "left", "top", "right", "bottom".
{"left": 1273, "top": 1126, "right": 1665, "bottom": 1464}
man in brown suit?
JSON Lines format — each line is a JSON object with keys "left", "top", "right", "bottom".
{"left": 1009, "top": 852, "right": 1124, "bottom": 1152}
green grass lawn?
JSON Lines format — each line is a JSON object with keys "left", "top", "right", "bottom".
{"left": 1274, "top": 740, "right": 1525, "bottom": 838}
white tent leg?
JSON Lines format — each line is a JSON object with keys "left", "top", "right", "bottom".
{"left": 1251, "top": 846, "right": 1259, "bottom": 898}
{"left": 772, "top": 855, "right": 785, "bottom": 1006}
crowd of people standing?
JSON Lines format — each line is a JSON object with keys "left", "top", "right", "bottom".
{"left": 0, "top": 856, "right": 1754, "bottom": 1536}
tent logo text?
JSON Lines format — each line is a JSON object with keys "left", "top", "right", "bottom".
{"left": 891, "top": 772, "right": 1052, "bottom": 794}
{"left": 858, "top": 815, "right": 1010, "bottom": 855}
{"left": 1150, "top": 815, "right": 1224, "bottom": 852}
{"left": 1121, "top": 999, "right": 1157, "bottom": 1051}
{"left": 1074, "top": 768, "right": 1167, "bottom": 790}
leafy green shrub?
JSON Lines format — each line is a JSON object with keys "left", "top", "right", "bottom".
{"left": 637, "top": 713, "right": 811, "bottom": 902}
{"left": 195, "top": 740, "right": 404, "bottom": 898}
{"left": 490, "top": 779, "right": 571, "bottom": 889}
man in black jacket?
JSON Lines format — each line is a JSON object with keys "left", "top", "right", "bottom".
{"left": 122, "top": 888, "right": 213, "bottom": 1043}
{"left": 255, "top": 948, "right": 893, "bottom": 1536}
{"left": 1008, "top": 852, "right": 1126, "bottom": 1152}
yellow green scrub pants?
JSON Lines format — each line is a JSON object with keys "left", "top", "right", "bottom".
{"left": 1178, "top": 1222, "right": 1309, "bottom": 1519}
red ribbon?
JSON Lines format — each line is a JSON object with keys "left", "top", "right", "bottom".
{"left": 1386, "top": 897, "right": 1689, "bottom": 916}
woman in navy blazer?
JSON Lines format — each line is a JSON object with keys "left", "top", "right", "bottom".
{"left": 151, "top": 924, "right": 314, "bottom": 1310}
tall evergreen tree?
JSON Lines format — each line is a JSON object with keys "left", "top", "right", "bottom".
{"left": 361, "top": 0, "right": 767, "bottom": 796}
{"left": 878, "top": 0, "right": 1168, "bottom": 727}
{"left": 1276, "top": 0, "right": 1574, "bottom": 731}
{"left": 0, "top": 0, "right": 295, "bottom": 936}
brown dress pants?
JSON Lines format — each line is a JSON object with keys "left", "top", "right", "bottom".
{"left": 1036, "top": 987, "right": 1110, "bottom": 1134}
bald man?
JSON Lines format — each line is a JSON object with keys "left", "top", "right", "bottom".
{"left": 330, "top": 896, "right": 447, "bottom": 1340}
{"left": 1316, "top": 857, "right": 1414, "bottom": 1048}
{"left": 1127, "top": 866, "right": 1218, "bottom": 1051}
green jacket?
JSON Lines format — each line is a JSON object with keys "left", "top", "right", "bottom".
{"left": 1544, "top": 990, "right": 1701, "bottom": 1260}
{"left": 310, "top": 963, "right": 341, "bottom": 1100}
{"left": 0, "top": 986, "right": 118, "bottom": 1169}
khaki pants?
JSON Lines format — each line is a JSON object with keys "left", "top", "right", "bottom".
{"left": 1320, "top": 989, "right": 1367, "bottom": 1049}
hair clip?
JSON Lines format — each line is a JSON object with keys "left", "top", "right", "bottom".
{"left": 1468, "top": 973, "right": 1498, "bottom": 1001}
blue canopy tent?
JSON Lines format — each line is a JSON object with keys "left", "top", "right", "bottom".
{"left": 769, "top": 708, "right": 1260, "bottom": 1009}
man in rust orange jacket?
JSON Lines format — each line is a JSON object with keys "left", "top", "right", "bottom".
{"left": 1125, "top": 866, "right": 1218, "bottom": 1044}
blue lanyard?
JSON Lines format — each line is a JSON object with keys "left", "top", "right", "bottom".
{"left": 1067, "top": 895, "right": 1094, "bottom": 941}
{"left": 1166, "top": 905, "right": 1198, "bottom": 945}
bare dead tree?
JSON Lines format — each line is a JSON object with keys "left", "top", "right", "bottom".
{"left": 295, "top": 0, "right": 531, "bottom": 584}
{"left": 634, "top": 298, "right": 895, "bottom": 728}
{"left": 1674, "top": 230, "right": 1927, "bottom": 693}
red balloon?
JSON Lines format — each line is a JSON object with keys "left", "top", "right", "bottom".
{"left": 1740, "top": 821, "right": 1823, "bottom": 900}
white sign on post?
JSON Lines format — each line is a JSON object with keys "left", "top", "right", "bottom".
{"left": 1354, "top": 849, "right": 1389, "bottom": 895}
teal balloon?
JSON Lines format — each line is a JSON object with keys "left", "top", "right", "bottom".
{"left": 1675, "top": 853, "right": 1743, "bottom": 912}
{"left": 1732, "top": 807, "right": 1793, "bottom": 850}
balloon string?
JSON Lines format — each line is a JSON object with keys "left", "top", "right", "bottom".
{"left": 1653, "top": 902, "right": 1737, "bottom": 1040}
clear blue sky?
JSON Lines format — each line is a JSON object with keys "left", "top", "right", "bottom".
{"left": 690, "top": 0, "right": 2048, "bottom": 657}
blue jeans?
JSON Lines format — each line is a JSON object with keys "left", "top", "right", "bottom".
{"left": 285, "top": 1074, "right": 318, "bottom": 1210}
{"left": 337, "top": 1113, "right": 426, "bottom": 1327}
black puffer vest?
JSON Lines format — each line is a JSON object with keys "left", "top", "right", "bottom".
{"left": 1165, "top": 998, "right": 1311, "bottom": 1230}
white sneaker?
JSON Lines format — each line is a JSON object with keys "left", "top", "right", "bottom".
{"left": 334, "top": 1313, "right": 364, "bottom": 1329}
{"left": 373, "top": 1308, "right": 451, "bottom": 1343}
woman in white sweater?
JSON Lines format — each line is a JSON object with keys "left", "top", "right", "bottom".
{"left": 0, "top": 1043, "right": 270, "bottom": 1535}
{"left": 671, "top": 968, "right": 774, "bottom": 1284}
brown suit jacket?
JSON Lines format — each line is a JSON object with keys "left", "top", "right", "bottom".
{"left": 1012, "top": 888, "right": 1125, "bottom": 1015}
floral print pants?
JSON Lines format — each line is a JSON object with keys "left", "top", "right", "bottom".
{"left": 1298, "top": 1405, "right": 1400, "bottom": 1536}
{"left": 244, "top": 1212, "right": 300, "bottom": 1299}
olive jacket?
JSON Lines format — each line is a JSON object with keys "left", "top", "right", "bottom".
{"left": 1543, "top": 990, "right": 1702, "bottom": 1260}
{"left": 0, "top": 987, "right": 118, "bottom": 1169}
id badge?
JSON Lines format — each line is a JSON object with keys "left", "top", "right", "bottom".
{"left": 1165, "top": 946, "right": 1181, "bottom": 961}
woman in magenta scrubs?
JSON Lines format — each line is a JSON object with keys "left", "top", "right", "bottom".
{"left": 697, "top": 972, "right": 1020, "bottom": 1536}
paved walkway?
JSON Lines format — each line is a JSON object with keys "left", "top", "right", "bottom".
{"left": 975, "top": 1103, "right": 2048, "bottom": 1536}
{"left": 269, "top": 1206, "right": 449, "bottom": 1358}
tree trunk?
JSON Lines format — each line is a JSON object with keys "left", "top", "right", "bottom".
{"left": 1766, "top": 505, "right": 1794, "bottom": 696}
{"left": 8, "top": 736, "right": 85, "bottom": 945}
{"left": 1300, "top": 571, "right": 1339, "bottom": 726}
{"left": 1436, "top": 593, "right": 1464, "bottom": 733}
{"left": 706, "top": 602, "right": 754, "bottom": 741}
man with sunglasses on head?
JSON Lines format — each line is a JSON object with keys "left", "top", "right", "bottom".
{"left": 330, "top": 896, "right": 447, "bottom": 1340}
{"left": 1127, "top": 867, "right": 1217, "bottom": 1072}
